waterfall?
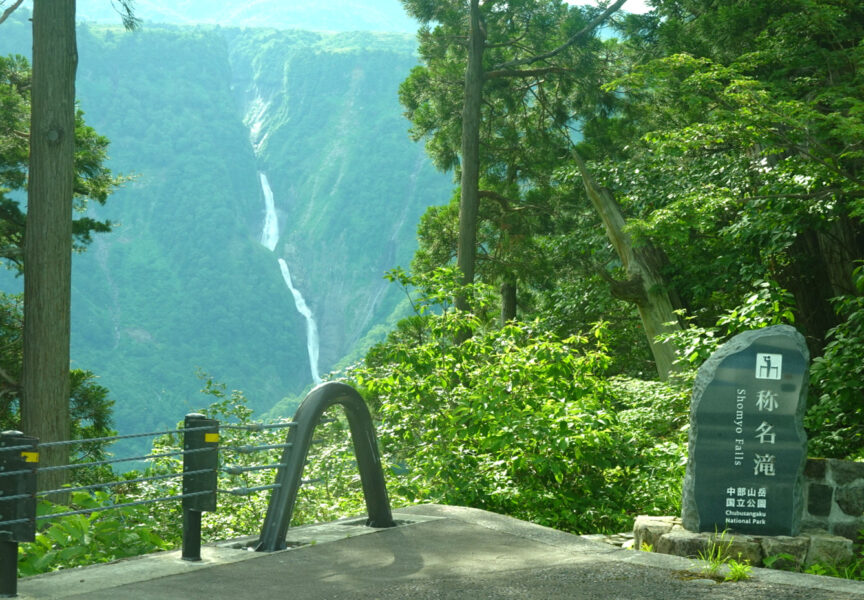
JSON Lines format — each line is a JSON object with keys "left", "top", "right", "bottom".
{"left": 278, "top": 259, "right": 321, "bottom": 384}
{"left": 259, "top": 172, "right": 279, "bottom": 252}
{"left": 245, "top": 89, "right": 271, "bottom": 153}
{"left": 257, "top": 171, "right": 322, "bottom": 385}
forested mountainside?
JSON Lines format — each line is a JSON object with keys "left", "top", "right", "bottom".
{"left": 0, "top": 11, "right": 450, "bottom": 433}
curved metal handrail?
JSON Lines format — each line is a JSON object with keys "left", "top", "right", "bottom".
{"left": 256, "top": 382, "right": 395, "bottom": 551}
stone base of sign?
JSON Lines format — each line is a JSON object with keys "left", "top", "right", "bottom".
{"left": 803, "top": 458, "right": 864, "bottom": 540}
{"left": 633, "top": 515, "right": 853, "bottom": 568}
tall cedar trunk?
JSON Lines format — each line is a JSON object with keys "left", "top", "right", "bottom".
{"left": 454, "top": 0, "right": 484, "bottom": 318}
{"left": 500, "top": 280, "right": 517, "bottom": 324}
{"left": 22, "top": 0, "right": 77, "bottom": 491}
{"left": 777, "top": 229, "right": 839, "bottom": 357}
{"left": 571, "top": 149, "right": 681, "bottom": 380}
{"left": 819, "top": 219, "right": 864, "bottom": 298}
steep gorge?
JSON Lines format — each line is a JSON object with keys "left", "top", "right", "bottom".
{"left": 226, "top": 29, "right": 445, "bottom": 375}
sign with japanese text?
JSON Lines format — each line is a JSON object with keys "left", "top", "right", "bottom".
{"left": 681, "top": 325, "right": 809, "bottom": 536}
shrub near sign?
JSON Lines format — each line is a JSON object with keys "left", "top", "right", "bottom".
{"left": 681, "top": 325, "right": 809, "bottom": 536}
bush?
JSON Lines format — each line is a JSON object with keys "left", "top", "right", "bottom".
{"left": 19, "top": 491, "right": 170, "bottom": 576}
{"left": 353, "top": 309, "right": 688, "bottom": 533}
{"left": 807, "top": 264, "right": 864, "bottom": 458}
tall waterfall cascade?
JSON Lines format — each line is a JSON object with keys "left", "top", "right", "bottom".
{"left": 278, "top": 258, "right": 320, "bottom": 383}
{"left": 256, "top": 170, "right": 322, "bottom": 385}
{"left": 259, "top": 172, "right": 279, "bottom": 252}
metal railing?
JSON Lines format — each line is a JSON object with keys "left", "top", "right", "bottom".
{"left": 0, "top": 381, "right": 394, "bottom": 598}
{"left": 257, "top": 382, "right": 395, "bottom": 551}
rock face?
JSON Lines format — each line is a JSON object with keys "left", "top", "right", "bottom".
{"left": 632, "top": 515, "right": 681, "bottom": 551}
{"left": 760, "top": 536, "right": 809, "bottom": 570}
{"left": 681, "top": 325, "right": 809, "bottom": 536}
{"left": 804, "top": 533, "right": 854, "bottom": 567}
{"left": 655, "top": 527, "right": 710, "bottom": 559}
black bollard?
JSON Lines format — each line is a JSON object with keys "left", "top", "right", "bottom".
{"left": 0, "top": 431, "right": 38, "bottom": 597}
{"left": 181, "top": 414, "right": 218, "bottom": 562}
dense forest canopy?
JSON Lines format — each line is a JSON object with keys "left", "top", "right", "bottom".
{"left": 391, "top": 0, "right": 863, "bottom": 409}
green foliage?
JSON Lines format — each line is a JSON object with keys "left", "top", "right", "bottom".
{"left": 658, "top": 280, "right": 797, "bottom": 368}
{"left": 352, "top": 271, "right": 688, "bottom": 533}
{"left": 764, "top": 533, "right": 864, "bottom": 581}
{"left": 0, "top": 292, "right": 22, "bottom": 425}
{"left": 724, "top": 559, "right": 753, "bottom": 582}
{"left": 695, "top": 530, "right": 752, "bottom": 581}
{"left": 606, "top": 375, "right": 689, "bottom": 516}
{"left": 807, "top": 264, "right": 864, "bottom": 457}
{"left": 18, "top": 491, "right": 171, "bottom": 577}
{"left": 0, "top": 53, "right": 124, "bottom": 271}
{"left": 762, "top": 552, "right": 800, "bottom": 572}
{"left": 804, "top": 558, "right": 864, "bottom": 581}
{"left": 0, "top": 292, "right": 116, "bottom": 469}
{"left": 399, "top": 0, "right": 864, "bottom": 390}
{"left": 569, "top": 1, "right": 864, "bottom": 391}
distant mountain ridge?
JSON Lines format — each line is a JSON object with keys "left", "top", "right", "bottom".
{"left": 70, "top": 0, "right": 419, "bottom": 33}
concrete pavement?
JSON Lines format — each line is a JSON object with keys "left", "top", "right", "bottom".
{"left": 16, "top": 504, "right": 864, "bottom": 599}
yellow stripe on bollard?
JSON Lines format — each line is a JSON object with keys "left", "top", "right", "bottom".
{"left": 204, "top": 433, "right": 220, "bottom": 443}
{"left": 21, "top": 451, "right": 39, "bottom": 463}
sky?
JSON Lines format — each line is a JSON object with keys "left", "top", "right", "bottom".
{"left": 566, "top": 0, "right": 652, "bottom": 14}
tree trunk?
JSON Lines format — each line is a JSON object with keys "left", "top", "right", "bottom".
{"left": 818, "top": 218, "right": 864, "bottom": 298}
{"left": 22, "top": 0, "right": 77, "bottom": 491}
{"left": 500, "top": 280, "right": 517, "bottom": 324}
{"left": 777, "top": 229, "right": 839, "bottom": 357}
{"left": 571, "top": 149, "right": 681, "bottom": 380}
{"left": 454, "top": 0, "right": 485, "bottom": 317}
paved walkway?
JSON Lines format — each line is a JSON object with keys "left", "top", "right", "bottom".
{"left": 17, "top": 504, "right": 864, "bottom": 599}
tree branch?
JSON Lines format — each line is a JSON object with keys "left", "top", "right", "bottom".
{"left": 111, "top": 0, "right": 141, "bottom": 31}
{"left": 479, "top": 189, "right": 517, "bottom": 209}
{"left": 596, "top": 267, "right": 647, "bottom": 303}
{"left": 0, "top": 0, "right": 24, "bottom": 26}
{"left": 746, "top": 189, "right": 849, "bottom": 201}
{"left": 486, "top": 17, "right": 531, "bottom": 50}
{"left": 490, "top": 0, "right": 627, "bottom": 72}
{"left": 486, "top": 66, "right": 573, "bottom": 80}
{"left": 479, "top": 190, "right": 542, "bottom": 212}
{"left": 0, "top": 364, "right": 19, "bottom": 388}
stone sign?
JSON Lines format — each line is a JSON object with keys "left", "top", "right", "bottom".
{"left": 681, "top": 325, "right": 809, "bottom": 536}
